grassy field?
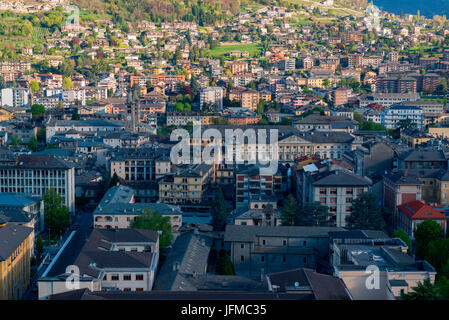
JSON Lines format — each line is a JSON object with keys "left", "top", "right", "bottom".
{"left": 207, "top": 43, "right": 263, "bottom": 58}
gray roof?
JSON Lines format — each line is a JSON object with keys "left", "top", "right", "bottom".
{"left": 0, "top": 222, "right": 33, "bottom": 261}
{"left": 311, "top": 170, "right": 372, "bottom": 187}
{"left": 224, "top": 225, "right": 344, "bottom": 243}
{"left": 153, "top": 232, "right": 213, "bottom": 291}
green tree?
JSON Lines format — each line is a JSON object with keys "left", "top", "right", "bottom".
{"left": 211, "top": 189, "right": 227, "bottom": 231}
{"left": 109, "top": 172, "right": 120, "bottom": 188}
{"left": 36, "top": 235, "right": 44, "bottom": 259}
{"left": 174, "top": 101, "right": 185, "bottom": 112}
{"left": 28, "top": 136, "right": 39, "bottom": 152}
{"left": 401, "top": 279, "right": 441, "bottom": 300}
{"left": 414, "top": 220, "right": 443, "bottom": 259}
{"left": 62, "top": 77, "right": 74, "bottom": 90}
{"left": 37, "top": 127, "right": 46, "bottom": 142}
{"left": 299, "top": 202, "right": 334, "bottom": 226}
{"left": 9, "top": 135, "right": 22, "bottom": 146}
{"left": 346, "top": 192, "right": 385, "bottom": 230}
{"left": 281, "top": 194, "right": 299, "bottom": 226}
{"left": 425, "top": 238, "right": 449, "bottom": 276}
{"left": 392, "top": 229, "right": 411, "bottom": 252}
{"left": 29, "top": 80, "right": 40, "bottom": 94}
{"left": 71, "top": 112, "right": 80, "bottom": 120}
{"left": 130, "top": 208, "right": 173, "bottom": 249}
{"left": 43, "top": 187, "right": 69, "bottom": 238}
{"left": 218, "top": 252, "right": 235, "bottom": 275}
{"left": 31, "top": 104, "right": 45, "bottom": 118}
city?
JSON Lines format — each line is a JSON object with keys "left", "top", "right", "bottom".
{"left": 0, "top": 0, "right": 449, "bottom": 307}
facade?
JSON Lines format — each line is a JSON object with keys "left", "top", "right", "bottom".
{"left": 381, "top": 105, "right": 423, "bottom": 129}
{"left": 224, "top": 225, "right": 343, "bottom": 279}
{"left": 302, "top": 169, "right": 371, "bottom": 227}
{"left": 200, "top": 87, "right": 224, "bottom": 111}
{"left": 0, "top": 154, "right": 75, "bottom": 212}
{"left": 0, "top": 88, "right": 30, "bottom": 108}
{"left": 359, "top": 93, "right": 420, "bottom": 108}
{"left": 396, "top": 200, "right": 448, "bottom": 238}
{"left": 39, "top": 228, "right": 159, "bottom": 299}
{"left": 0, "top": 219, "right": 34, "bottom": 300}
{"left": 159, "top": 164, "right": 213, "bottom": 205}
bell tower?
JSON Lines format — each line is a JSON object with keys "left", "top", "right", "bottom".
{"left": 125, "top": 85, "right": 140, "bottom": 133}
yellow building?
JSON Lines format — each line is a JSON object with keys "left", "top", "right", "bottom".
{"left": 0, "top": 219, "right": 34, "bottom": 300}
{"left": 159, "top": 164, "right": 213, "bottom": 204}
{"left": 0, "top": 107, "right": 13, "bottom": 121}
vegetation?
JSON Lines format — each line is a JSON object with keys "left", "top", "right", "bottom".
{"left": 414, "top": 220, "right": 443, "bottom": 259}
{"left": 299, "top": 202, "right": 335, "bottom": 227}
{"left": 130, "top": 207, "right": 173, "bottom": 249}
{"left": 43, "top": 187, "right": 70, "bottom": 239}
{"left": 211, "top": 189, "right": 228, "bottom": 231}
{"left": 346, "top": 192, "right": 385, "bottom": 230}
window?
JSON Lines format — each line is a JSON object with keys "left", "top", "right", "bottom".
{"left": 111, "top": 274, "right": 119, "bottom": 281}
{"left": 262, "top": 239, "right": 266, "bottom": 245}
{"left": 241, "top": 256, "right": 244, "bottom": 261}
{"left": 241, "top": 244, "right": 244, "bottom": 249}
{"left": 283, "top": 240, "right": 287, "bottom": 246}
{"left": 123, "top": 288, "right": 131, "bottom": 291}
{"left": 282, "top": 256, "right": 286, "bottom": 262}
{"left": 136, "top": 274, "right": 144, "bottom": 281}
{"left": 303, "top": 257, "right": 307, "bottom": 263}
{"left": 136, "top": 288, "right": 144, "bottom": 291}
{"left": 261, "top": 256, "right": 265, "bottom": 262}
{"left": 123, "top": 274, "right": 132, "bottom": 281}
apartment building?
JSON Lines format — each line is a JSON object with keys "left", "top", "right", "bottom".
{"left": 0, "top": 219, "right": 34, "bottom": 300}
{"left": 159, "top": 164, "right": 213, "bottom": 205}
{"left": 229, "top": 61, "right": 249, "bottom": 74}
{"left": 235, "top": 164, "right": 286, "bottom": 208}
{"left": 0, "top": 154, "right": 75, "bottom": 212}
{"left": 330, "top": 88, "right": 351, "bottom": 106}
{"left": 0, "top": 88, "right": 30, "bottom": 108}
{"left": 376, "top": 75, "right": 417, "bottom": 94}
{"left": 301, "top": 169, "right": 372, "bottom": 227}
{"left": 359, "top": 93, "right": 420, "bottom": 108}
{"left": 381, "top": 105, "right": 423, "bottom": 129}
{"left": 200, "top": 87, "right": 224, "bottom": 111}
{"left": 241, "top": 89, "right": 260, "bottom": 110}
{"left": 0, "top": 193, "right": 45, "bottom": 234}
{"left": 0, "top": 61, "right": 31, "bottom": 82}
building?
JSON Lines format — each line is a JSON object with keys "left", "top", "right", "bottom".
{"left": 200, "top": 87, "right": 224, "bottom": 111}
{"left": 396, "top": 200, "right": 448, "bottom": 238}
{"left": 159, "top": 164, "right": 213, "bottom": 205}
{"left": 376, "top": 75, "right": 417, "bottom": 94}
{"left": 0, "top": 153, "right": 76, "bottom": 212}
{"left": 0, "top": 218, "right": 34, "bottom": 300}
{"left": 224, "top": 225, "right": 343, "bottom": 279}
{"left": 301, "top": 169, "right": 372, "bottom": 227}
{"left": 0, "top": 193, "right": 44, "bottom": 234}
{"left": 38, "top": 228, "right": 159, "bottom": 299}
{"left": 93, "top": 185, "right": 182, "bottom": 233}
{"left": 331, "top": 232, "right": 436, "bottom": 299}
{"left": 381, "top": 105, "right": 423, "bottom": 129}
{"left": 359, "top": 93, "right": 420, "bottom": 108}
{"left": 241, "top": 89, "right": 260, "bottom": 110}
{"left": 0, "top": 88, "right": 31, "bottom": 108}
{"left": 330, "top": 88, "right": 351, "bottom": 107}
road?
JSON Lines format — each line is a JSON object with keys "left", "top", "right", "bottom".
{"left": 22, "top": 208, "right": 93, "bottom": 300}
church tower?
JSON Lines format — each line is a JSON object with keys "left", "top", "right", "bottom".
{"left": 125, "top": 85, "right": 140, "bottom": 133}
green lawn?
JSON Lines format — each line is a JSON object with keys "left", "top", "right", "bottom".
{"left": 207, "top": 43, "right": 263, "bottom": 58}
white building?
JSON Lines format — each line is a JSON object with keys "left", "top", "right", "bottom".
{"left": 381, "top": 105, "right": 423, "bottom": 129}
{"left": 199, "top": 86, "right": 224, "bottom": 111}
{"left": 0, "top": 88, "right": 30, "bottom": 108}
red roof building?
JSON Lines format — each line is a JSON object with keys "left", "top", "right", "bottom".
{"left": 397, "top": 200, "right": 448, "bottom": 238}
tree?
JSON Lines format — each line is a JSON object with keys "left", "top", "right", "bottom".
{"left": 130, "top": 208, "right": 173, "bottom": 249}
{"left": 43, "top": 187, "right": 69, "bottom": 239}
{"left": 31, "top": 104, "right": 45, "bottom": 118}
{"left": 109, "top": 172, "right": 120, "bottom": 188}
{"left": 401, "top": 279, "right": 441, "bottom": 300}
{"left": 414, "top": 220, "right": 443, "bottom": 259}
{"left": 425, "top": 238, "right": 449, "bottom": 276}
{"left": 211, "top": 189, "right": 227, "bottom": 231}
{"left": 71, "top": 112, "right": 80, "bottom": 120}
{"left": 346, "top": 192, "right": 385, "bottom": 230}
{"left": 28, "top": 136, "right": 39, "bottom": 152}
{"left": 281, "top": 195, "right": 299, "bottom": 226}
{"left": 9, "top": 135, "right": 22, "bottom": 146}
{"left": 392, "top": 229, "right": 411, "bottom": 252}
{"left": 29, "top": 80, "right": 40, "bottom": 94}
{"left": 217, "top": 252, "right": 235, "bottom": 275}
{"left": 62, "top": 77, "right": 74, "bottom": 90}
{"left": 37, "top": 127, "right": 46, "bottom": 142}
{"left": 36, "top": 235, "right": 44, "bottom": 259}
{"left": 299, "top": 202, "right": 335, "bottom": 227}
{"left": 174, "top": 101, "right": 185, "bottom": 112}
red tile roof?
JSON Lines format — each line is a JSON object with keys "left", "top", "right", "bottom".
{"left": 398, "top": 200, "right": 448, "bottom": 220}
